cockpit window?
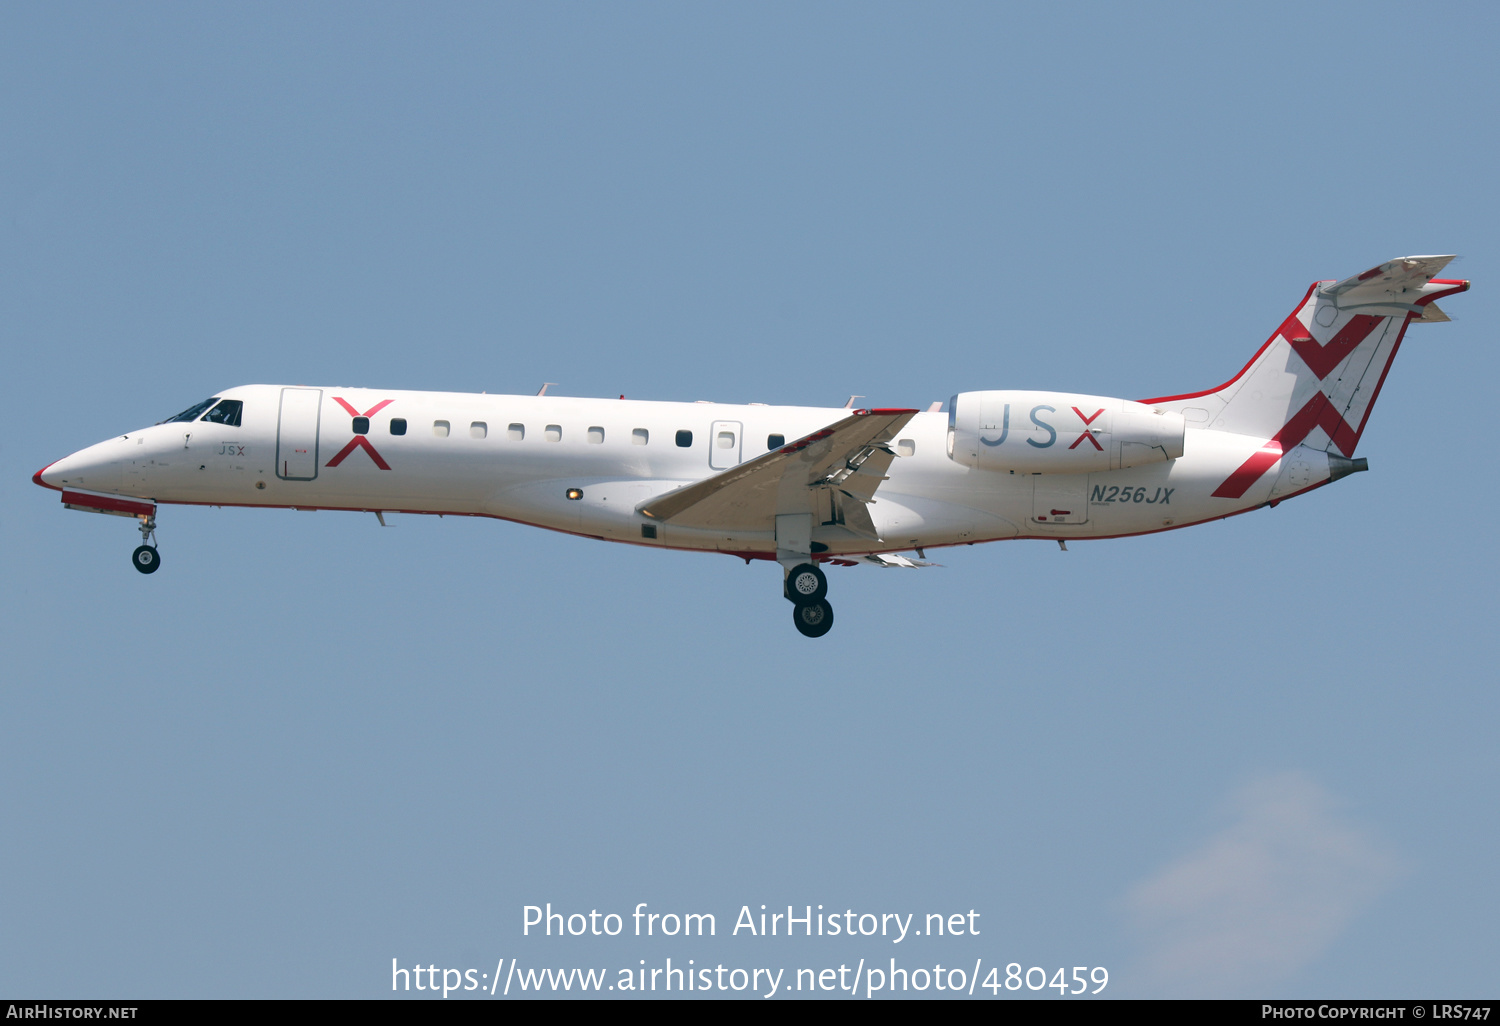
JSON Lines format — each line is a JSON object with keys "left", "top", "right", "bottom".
{"left": 164, "top": 398, "right": 219, "bottom": 423}
{"left": 200, "top": 399, "right": 243, "bottom": 427}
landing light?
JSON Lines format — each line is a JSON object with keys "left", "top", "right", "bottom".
{"left": 565, "top": 488, "right": 583, "bottom": 500}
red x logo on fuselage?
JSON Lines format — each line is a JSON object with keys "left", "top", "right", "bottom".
{"left": 326, "top": 398, "right": 394, "bottom": 470}
{"left": 1067, "top": 407, "right": 1105, "bottom": 451}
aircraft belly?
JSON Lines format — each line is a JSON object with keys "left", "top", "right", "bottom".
{"left": 869, "top": 493, "right": 1020, "bottom": 547}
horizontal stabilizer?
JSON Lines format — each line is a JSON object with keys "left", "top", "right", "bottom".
{"left": 1414, "top": 301, "right": 1451, "bottom": 324}
{"left": 1319, "top": 255, "right": 1457, "bottom": 313}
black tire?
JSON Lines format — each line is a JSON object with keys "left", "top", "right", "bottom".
{"left": 785, "top": 562, "right": 827, "bottom": 603}
{"left": 132, "top": 545, "right": 160, "bottom": 574}
{"left": 792, "top": 599, "right": 834, "bottom": 638}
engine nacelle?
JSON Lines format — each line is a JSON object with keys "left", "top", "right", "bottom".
{"left": 948, "top": 390, "right": 1185, "bottom": 474}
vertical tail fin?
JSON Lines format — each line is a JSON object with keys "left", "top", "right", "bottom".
{"left": 1146, "top": 256, "right": 1469, "bottom": 498}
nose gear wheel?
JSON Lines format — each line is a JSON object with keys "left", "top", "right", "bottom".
{"left": 132, "top": 544, "right": 160, "bottom": 574}
{"left": 131, "top": 514, "right": 160, "bottom": 574}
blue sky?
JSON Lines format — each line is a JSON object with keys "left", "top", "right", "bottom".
{"left": 3, "top": 2, "right": 1497, "bottom": 999}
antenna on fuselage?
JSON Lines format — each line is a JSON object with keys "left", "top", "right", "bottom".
{"left": 537, "top": 383, "right": 557, "bottom": 396}
{"left": 843, "top": 395, "right": 865, "bottom": 408}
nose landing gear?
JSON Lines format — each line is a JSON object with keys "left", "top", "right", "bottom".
{"left": 785, "top": 562, "right": 833, "bottom": 638}
{"left": 131, "top": 514, "right": 160, "bottom": 575}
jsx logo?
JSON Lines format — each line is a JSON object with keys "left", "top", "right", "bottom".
{"left": 980, "top": 404, "right": 1062, "bottom": 448}
{"left": 326, "top": 398, "right": 394, "bottom": 470}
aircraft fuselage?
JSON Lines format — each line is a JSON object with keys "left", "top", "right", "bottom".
{"left": 36, "top": 383, "right": 1329, "bottom": 558}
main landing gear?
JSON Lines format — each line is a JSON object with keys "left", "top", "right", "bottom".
{"left": 785, "top": 562, "right": 833, "bottom": 638}
{"left": 131, "top": 514, "right": 161, "bottom": 575}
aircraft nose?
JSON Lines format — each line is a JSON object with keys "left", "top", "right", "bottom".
{"left": 34, "top": 461, "right": 63, "bottom": 490}
{"left": 33, "top": 442, "right": 124, "bottom": 493}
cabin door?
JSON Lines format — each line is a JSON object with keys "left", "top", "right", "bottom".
{"left": 276, "top": 388, "right": 322, "bottom": 481}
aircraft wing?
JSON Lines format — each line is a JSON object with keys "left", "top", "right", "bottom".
{"left": 638, "top": 408, "right": 919, "bottom": 532}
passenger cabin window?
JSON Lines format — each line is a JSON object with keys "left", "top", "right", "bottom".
{"left": 350, "top": 416, "right": 370, "bottom": 434}
{"left": 433, "top": 420, "right": 450, "bottom": 437}
{"left": 717, "top": 430, "right": 735, "bottom": 449}
{"left": 767, "top": 434, "right": 785, "bottom": 450}
{"left": 471, "top": 421, "right": 487, "bottom": 439}
{"left": 545, "top": 424, "right": 562, "bottom": 442}
{"left": 675, "top": 430, "right": 693, "bottom": 447}
{"left": 507, "top": 423, "right": 525, "bottom": 441}
{"left": 164, "top": 398, "right": 218, "bottom": 424}
{"left": 588, "top": 426, "right": 604, "bottom": 444}
{"left": 897, "top": 438, "right": 915, "bottom": 457}
{"left": 632, "top": 428, "right": 649, "bottom": 445}
{"left": 200, "top": 399, "right": 244, "bottom": 427}
{"left": 389, "top": 418, "right": 407, "bottom": 435}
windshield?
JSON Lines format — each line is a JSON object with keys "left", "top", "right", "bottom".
{"left": 163, "top": 398, "right": 219, "bottom": 424}
{"left": 200, "top": 399, "right": 243, "bottom": 427}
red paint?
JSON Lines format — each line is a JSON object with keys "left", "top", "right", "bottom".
{"left": 1067, "top": 407, "right": 1105, "bottom": 450}
{"left": 325, "top": 435, "right": 392, "bottom": 470}
{"left": 1356, "top": 265, "right": 1385, "bottom": 281}
{"left": 1149, "top": 275, "right": 1472, "bottom": 499}
{"left": 1208, "top": 281, "right": 1470, "bottom": 499}
{"left": 33, "top": 463, "right": 61, "bottom": 491}
{"left": 866, "top": 408, "right": 920, "bottom": 416}
{"left": 328, "top": 396, "right": 395, "bottom": 469}
{"left": 332, "top": 397, "right": 394, "bottom": 419}
{"left": 1415, "top": 280, "right": 1472, "bottom": 305}
{"left": 1284, "top": 313, "right": 1385, "bottom": 379}
{"left": 1210, "top": 443, "right": 1284, "bottom": 499}
{"left": 1142, "top": 282, "right": 1322, "bottom": 404}
{"left": 1145, "top": 279, "right": 1468, "bottom": 406}
{"left": 61, "top": 490, "right": 155, "bottom": 517}
{"left": 1210, "top": 391, "right": 1364, "bottom": 498}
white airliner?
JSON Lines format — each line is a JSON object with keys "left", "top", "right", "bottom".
{"left": 35, "top": 256, "right": 1468, "bottom": 636}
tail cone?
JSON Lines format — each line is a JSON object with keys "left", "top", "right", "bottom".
{"left": 1328, "top": 455, "right": 1368, "bottom": 482}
